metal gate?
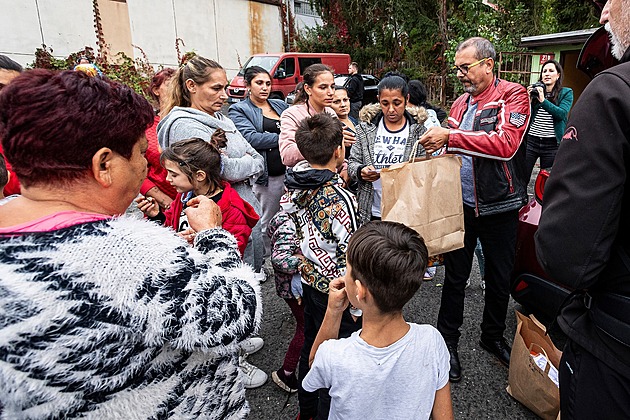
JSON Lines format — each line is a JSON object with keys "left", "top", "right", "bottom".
{"left": 498, "top": 51, "right": 535, "bottom": 86}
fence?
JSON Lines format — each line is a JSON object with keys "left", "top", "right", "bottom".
{"left": 365, "top": 50, "right": 537, "bottom": 107}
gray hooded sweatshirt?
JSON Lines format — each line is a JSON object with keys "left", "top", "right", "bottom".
{"left": 157, "top": 106, "right": 265, "bottom": 271}
{"left": 157, "top": 106, "right": 265, "bottom": 191}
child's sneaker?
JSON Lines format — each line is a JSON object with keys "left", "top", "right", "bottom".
{"left": 272, "top": 369, "right": 298, "bottom": 393}
{"left": 239, "top": 356, "right": 268, "bottom": 389}
{"left": 239, "top": 337, "right": 264, "bottom": 355}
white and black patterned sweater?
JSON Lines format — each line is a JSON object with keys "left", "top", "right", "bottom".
{"left": 0, "top": 217, "right": 261, "bottom": 419}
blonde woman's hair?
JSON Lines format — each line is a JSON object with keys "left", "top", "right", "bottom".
{"left": 161, "top": 56, "right": 224, "bottom": 117}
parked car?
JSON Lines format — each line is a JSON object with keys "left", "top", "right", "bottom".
{"left": 334, "top": 74, "right": 380, "bottom": 105}
{"left": 226, "top": 52, "right": 351, "bottom": 104}
{"left": 510, "top": 169, "right": 570, "bottom": 323}
{"left": 284, "top": 74, "right": 380, "bottom": 105}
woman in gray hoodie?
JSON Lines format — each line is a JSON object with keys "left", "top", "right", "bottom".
{"left": 157, "top": 56, "right": 268, "bottom": 388}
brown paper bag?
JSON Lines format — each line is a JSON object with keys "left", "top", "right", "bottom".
{"left": 380, "top": 152, "right": 464, "bottom": 256}
{"left": 506, "top": 311, "right": 563, "bottom": 420}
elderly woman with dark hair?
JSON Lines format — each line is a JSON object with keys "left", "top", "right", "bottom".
{"left": 0, "top": 70, "right": 261, "bottom": 419}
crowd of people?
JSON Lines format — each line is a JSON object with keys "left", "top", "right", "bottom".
{"left": 0, "top": 0, "right": 628, "bottom": 417}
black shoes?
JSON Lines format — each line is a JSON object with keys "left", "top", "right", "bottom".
{"left": 446, "top": 344, "right": 462, "bottom": 383}
{"left": 479, "top": 337, "right": 511, "bottom": 367}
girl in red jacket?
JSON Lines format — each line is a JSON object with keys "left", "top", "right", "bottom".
{"left": 137, "top": 137, "right": 259, "bottom": 256}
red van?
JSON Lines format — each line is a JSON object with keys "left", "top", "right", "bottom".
{"left": 227, "top": 52, "right": 351, "bottom": 104}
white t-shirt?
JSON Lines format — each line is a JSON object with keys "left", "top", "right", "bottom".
{"left": 303, "top": 323, "right": 450, "bottom": 420}
{"left": 371, "top": 119, "right": 409, "bottom": 217}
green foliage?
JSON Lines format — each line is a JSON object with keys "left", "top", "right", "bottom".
{"left": 29, "top": 45, "right": 156, "bottom": 100}
{"left": 299, "top": 0, "right": 601, "bottom": 83}
{"left": 549, "top": 0, "right": 600, "bottom": 31}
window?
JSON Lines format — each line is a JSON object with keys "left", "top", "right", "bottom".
{"left": 298, "top": 57, "right": 321, "bottom": 73}
{"left": 276, "top": 58, "right": 296, "bottom": 78}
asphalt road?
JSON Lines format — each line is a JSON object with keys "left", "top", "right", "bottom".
{"left": 246, "top": 261, "right": 563, "bottom": 419}
{"left": 243, "top": 165, "right": 564, "bottom": 419}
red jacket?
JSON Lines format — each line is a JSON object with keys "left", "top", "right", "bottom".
{"left": 140, "top": 115, "right": 177, "bottom": 199}
{"left": 446, "top": 77, "right": 531, "bottom": 215}
{"left": 0, "top": 141, "right": 20, "bottom": 196}
{"left": 164, "top": 182, "right": 259, "bottom": 256}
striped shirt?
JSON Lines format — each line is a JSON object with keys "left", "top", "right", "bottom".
{"left": 528, "top": 106, "right": 555, "bottom": 138}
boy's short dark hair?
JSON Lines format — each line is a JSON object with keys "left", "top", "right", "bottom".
{"left": 0, "top": 153, "right": 8, "bottom": 189}
{"left": 295, "top": 113, "right": 343, "bottom": 166}
{"left": 347, "top": 221, "right": 428, "bottom": 313}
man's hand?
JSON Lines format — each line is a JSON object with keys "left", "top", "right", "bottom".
{"left": 419, "top": 126, "right": 450, "bottom": 155}
{"left": 360, "top": 165, "right": 380, "bottom": 182}
{"left": 327, "top": 277, "right": 349, "bottom": 313}
{"left": 185, "top": 195, "right": 222, "bottom": 232}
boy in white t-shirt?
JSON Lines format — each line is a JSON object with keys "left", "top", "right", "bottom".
{"left": 303, "top": 221, "right": 453, "bottom": 420}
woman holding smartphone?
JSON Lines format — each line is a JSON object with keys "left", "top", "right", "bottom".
{"left": 348, "top": 75, "right": 428, "bottom": 226}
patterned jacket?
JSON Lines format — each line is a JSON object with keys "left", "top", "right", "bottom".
{"left": 268, "top": 210, "right": 301, "bottom": 300}
{"left": 280, "top": 162, "right": 359, "bottom": 294}
{"left": 0, "top": 218, "right": 261, "bottom": 419}
{"left": 348, "top": 104, "right": 428, "bottom": 226}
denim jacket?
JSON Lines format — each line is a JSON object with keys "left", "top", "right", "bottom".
{"left": 229, "top": 98, "right": 289, "bottom": 186}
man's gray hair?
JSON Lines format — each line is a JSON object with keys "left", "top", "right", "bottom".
{"left": 456, "top": 37, "right": 496, "bottom": 61}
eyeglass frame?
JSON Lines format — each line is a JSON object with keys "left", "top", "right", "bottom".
{"left": 451, "top": 57, "right": 492, "bottom": 75}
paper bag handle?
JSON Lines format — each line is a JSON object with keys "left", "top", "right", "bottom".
{"left": 408, "top": 139, "right": 430, "bottom": 163}
{"left": 528, "top": 342, "right": 551, "bottom": 374}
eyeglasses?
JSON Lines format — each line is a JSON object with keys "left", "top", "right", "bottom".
{"left": 451, "top": 57, "right": 491, "bottom": 75}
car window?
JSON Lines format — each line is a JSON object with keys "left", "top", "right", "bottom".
{"left": 334, "top": 76, "right": 349, "bottom": 87}
{"left": 298, "top": 57, "right": 322, "bottom": 73}
{"left": 238, "top": 56, "right": 280, "bottom": 76}
{"left": 362, "top": 75, "right": 379, "bottom": 87}
{"left": 277, "top": 58, "right": 296, "bottom": 78}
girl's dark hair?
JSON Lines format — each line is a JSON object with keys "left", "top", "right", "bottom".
{"left": 408, "top": 80, "right": 427, "bottom": 107}
{"left": 377, "top": 75, "right": 409, "bottom": 97}
{"left": 293, "top": 63, "right": 333, "bottom": 105}
{"left": 244, "top": 66, "right": 271, "bottom": 85}
{"left": 538, "top": 60, "right": 564, "bottom": 104}
{"left": 160, "top": 137, "right": 223, "bottom": 193}
{"left": 149, "top": 68, "right": 176, "bottom": 102}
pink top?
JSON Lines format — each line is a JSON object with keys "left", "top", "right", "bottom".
{"left": 279, "top": 103, "right": 337, "bottom": 167}
{"left": 0, "top": 211, "right": 110, "bottom": 234}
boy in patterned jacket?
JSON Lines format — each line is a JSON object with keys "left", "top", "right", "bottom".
{"left": 280, "top": 113, "right": 361, "bottom": 419}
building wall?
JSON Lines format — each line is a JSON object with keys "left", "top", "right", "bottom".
{"left": 529, "top": 45, "right": 591, "bottom": 104}
{"left": 1, "top": 0, "right": 97, "bottom": 67}
{"left": 0, "top": 0, "right": 285, "bottom": 76}
{"left": 98, "top": 0, "right": 134, "bottom": 60}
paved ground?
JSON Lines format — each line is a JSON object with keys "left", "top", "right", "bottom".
{"left": 242, "top": 163, "right": 563, "bottom": 419}
{"left": 245, "top": 260, "right": 567, "bottom": 419}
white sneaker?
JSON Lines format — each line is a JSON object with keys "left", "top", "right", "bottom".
{"left": 239, "top": 356, "right": 268, "bottom": 389}
{"left": 254, "top": 272, "right": 267, "bottom": 283}
{"left": 240, "top": 337, "right": 264, "bottom": 355}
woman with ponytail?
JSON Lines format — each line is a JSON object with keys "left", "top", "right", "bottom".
{"left": 157, "top": 55, "right": 266, "bottom": 281}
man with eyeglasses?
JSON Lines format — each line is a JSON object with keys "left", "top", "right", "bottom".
{"left": 536, "top": 0, "right": 630, "bottom": 416}
{"left": 419, "top": 37, "right": 530, "bottom": 383}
